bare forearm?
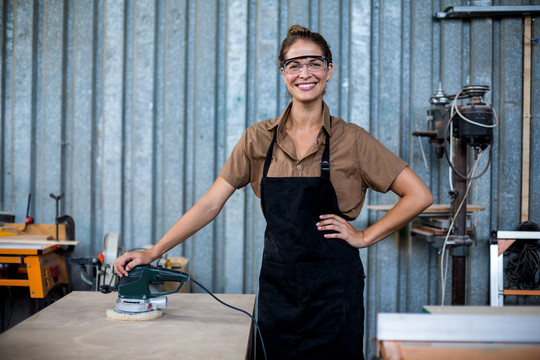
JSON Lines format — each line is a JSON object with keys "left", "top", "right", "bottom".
{"left": 150, "top": 177, "right": 235, "bottom": 259}
{"left": 114, "top": 176, "right": 235, "bottom": 276}
{"left": 362, "top": 193, "right": 431, "bottom": 246}
{"left": 363, "top": 168, "right": 433, "bottom": 246}
{"left": 149, "top": 200, "right": 221, "bottom": 260}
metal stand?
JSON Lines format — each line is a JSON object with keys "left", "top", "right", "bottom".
{"left": 450, "top": 140, "right": 468, "bottom": 305}
{"left": 414, "top": 83, "right": 495, "bottom": 305}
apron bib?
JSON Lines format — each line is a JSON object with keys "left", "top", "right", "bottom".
{"left": 258, "top": 123, "right": 365, "bottom": 360}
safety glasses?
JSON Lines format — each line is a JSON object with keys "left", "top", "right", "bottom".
{"left": 281, "top": 55, "right": 328, "bottom": 74}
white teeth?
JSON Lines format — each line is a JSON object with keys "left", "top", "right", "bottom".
{"left": 298, "top": 83, "right": 315, "bottom": 89}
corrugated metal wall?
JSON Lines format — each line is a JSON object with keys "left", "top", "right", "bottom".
{"left": 1, "top": 0, "right": 539, "bottom": 357}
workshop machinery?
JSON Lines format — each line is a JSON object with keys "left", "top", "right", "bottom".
{"left": 414, "top": 84, "right": 496, "bottom": 305}
{"left": 70, "top": 233, "right": 121, "bottom": 291}
{"left": 0, "top": 223, "right": 75, "bottom": 299}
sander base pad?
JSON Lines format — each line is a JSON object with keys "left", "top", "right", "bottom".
{"left": 106, "top": 308, "right": 163, "bottom": 321}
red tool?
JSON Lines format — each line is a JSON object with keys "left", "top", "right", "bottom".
{"left": 23, "top": 193, "right": 34, "bottom": 231}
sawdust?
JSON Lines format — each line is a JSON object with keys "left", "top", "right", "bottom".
{"left": 105, "top": 309, "right": 163, "bottom": 321}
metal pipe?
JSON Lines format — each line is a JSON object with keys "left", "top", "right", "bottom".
{"left": 451, "top": 139, "right": 468, "bottom": 305}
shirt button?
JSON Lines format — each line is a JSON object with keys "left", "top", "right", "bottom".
{"left": 296, "top": 164, "right": 302, "bottom": 170}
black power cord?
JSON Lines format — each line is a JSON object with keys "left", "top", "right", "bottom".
{"left": 190, "top": 278, "right": 267, "bottom": 360}
{"left": 103, "top": 270, "right": 267, "bottom": 360}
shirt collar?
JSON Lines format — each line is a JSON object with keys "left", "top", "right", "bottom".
{"left": 264, "top": 101, "right": 332, "bottom": 136}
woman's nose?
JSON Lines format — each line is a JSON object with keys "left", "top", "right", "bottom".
{"left": 299, "top": 64, "right": 310, "bottom": 77}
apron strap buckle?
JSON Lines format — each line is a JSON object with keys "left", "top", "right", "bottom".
{"left": 321, "top": 160, "right": 330, "bottom": 171}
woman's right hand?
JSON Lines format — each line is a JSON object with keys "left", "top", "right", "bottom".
{"left": 113, "top": 249, "right": 155, "bottom": 277}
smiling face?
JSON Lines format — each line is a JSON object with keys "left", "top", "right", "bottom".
{"left": 281, "top": 39, "right": 333, "bottom": 104}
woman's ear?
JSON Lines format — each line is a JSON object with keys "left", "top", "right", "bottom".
{"left": 326, "top": 63, "right": 333, "bottom": 82}
{"left": 281, "top": 67, "right": 287, "bottom": 84}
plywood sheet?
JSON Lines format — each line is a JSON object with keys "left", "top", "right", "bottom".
{"left": 423, "top": 305, "right": 540, "bottom": 316}
{"left": 0, "top": 291, "right": 256, "bottom": 359}
{"left": 366, "top": 204, "right": 485, "bottom": 213}
{"left": 2, "top": 223, "right": 68, "bottom": 240}
{"left": 379, "top": 341, "right": 540, "bottom": 360}
{"left": 0, "top": 238, "right": 78, "bottom": 246}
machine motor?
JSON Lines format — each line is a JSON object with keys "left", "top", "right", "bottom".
{"left": 453, "top": 98, "right": 494, "bottom": 149}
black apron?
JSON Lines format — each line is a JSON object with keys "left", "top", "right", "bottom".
{"left": 258, "top": 123, "right": 365, "bottom": 360}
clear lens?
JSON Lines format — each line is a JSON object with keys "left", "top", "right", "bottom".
{"left": 283, "top": 56, "right": 327, "bottom": 74}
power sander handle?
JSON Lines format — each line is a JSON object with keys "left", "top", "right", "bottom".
{"left": 118, "top": 265, "right": 190, "bottom": 299}
{"left": 150, "top": 266, "right": 191, "bottom": 297}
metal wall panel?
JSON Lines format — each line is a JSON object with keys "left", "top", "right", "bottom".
{"left": 1, "top": 0, "right": 539, "bottom": 357}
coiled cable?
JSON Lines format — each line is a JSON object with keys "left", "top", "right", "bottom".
{"left": 505, "top": 221, "right": 540, "bottom": 290}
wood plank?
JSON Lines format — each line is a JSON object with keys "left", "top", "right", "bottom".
{"left": 0, "top": 235, "right": 52, "bottom": 240}
{"left": 379, "top": 342, "right": 540, "bottom": 360}
{"left": 504, "top": 290, "right": 540, "bottom": 296}
{"left": 423, "top": 305, "right": 540, "bottom": 316}
{"left": 2, "top": 223, "right": 68, "bottom": 240}
{"left": 366, "top": 204, "right": 485, "bottom": 213}
{"left": 0, "top": 291, "right": 256, "bottom": 359}
{"left": 412, "top": 224, "right": 475, "bottom": 237}
{"left": 498, "top": 239, "right": 516, "bottom": 256}
{"left": 0, "top": 238, "right": 79, "bottom": 246}
{"left": 522, "top": 16, "right": 532, "bottom": 222}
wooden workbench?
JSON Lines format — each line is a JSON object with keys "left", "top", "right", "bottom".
{"left": 0, "top": 291, "right": 256, "bottom": 359}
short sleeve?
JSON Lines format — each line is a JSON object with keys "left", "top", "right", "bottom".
{"left": 219, "top": 130, "right": 251, "bottom": 189}
{"left": 356, "top": 129, "right": 408, "bottom": 193}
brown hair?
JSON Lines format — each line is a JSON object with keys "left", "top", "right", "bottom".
{"left": 278, "top": 25, "right": 333, "bottom": 65}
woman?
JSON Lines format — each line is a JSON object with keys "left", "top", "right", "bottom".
{"left": 114, "top": 25, "right": 433, "bottom": 359}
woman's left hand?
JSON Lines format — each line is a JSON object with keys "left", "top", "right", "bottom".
{"left": 316, "top": 214, "right": 367, "bottom": 249}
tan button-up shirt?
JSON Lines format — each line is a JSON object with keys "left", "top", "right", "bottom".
{"left": 219, "top": 102, "right": 407, "bottom": 219}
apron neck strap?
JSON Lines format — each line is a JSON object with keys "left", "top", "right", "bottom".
{"left": 321, "top": 129, "right": 330, "bottom": 181}
{"left": 262, "top": 127, "right": 278, "bottom": 178}
{"left": 320, "top": 117, "right": 332, "bottom": 180}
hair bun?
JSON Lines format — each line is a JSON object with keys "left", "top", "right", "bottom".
{"left": 287, "top": 25, "right": 310, "bottom": 37}
{"left": 278, "top": 24, "right": 332, "bottom": 65}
